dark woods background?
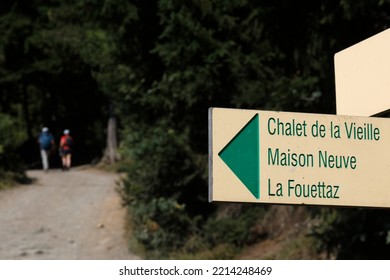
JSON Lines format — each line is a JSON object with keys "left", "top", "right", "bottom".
{"left": 1, "top": 0, "right": 390, "bottom": 259}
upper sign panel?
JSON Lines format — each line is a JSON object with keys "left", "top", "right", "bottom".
{"left": 335, "top": 28, "right": 390, "bottom": 116}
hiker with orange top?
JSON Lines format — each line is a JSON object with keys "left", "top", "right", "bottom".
{"left": 59, "top": 129, "right": 73, "bottom": 170}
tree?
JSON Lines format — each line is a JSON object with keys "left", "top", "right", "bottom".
{"left": 1, "top": 0, "right": 390, "bottom": 259}
{"left": 117, "top": 0, "right": 390, "bottom": 258}
{"left": 116, "top": 0, "right": 326, "bottom": 256}
{"left": 0, "top": 0, "right": 110, "bottom": 166}
{"left": 102, "top": 103, "right": 120, "bottom": 164}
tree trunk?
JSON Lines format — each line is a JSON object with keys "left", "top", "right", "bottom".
{"left": 22, "top": 84, "right": 33, "bottom": 140}
{"left": 103, "top": 103, "right": 120, "bottom": 164}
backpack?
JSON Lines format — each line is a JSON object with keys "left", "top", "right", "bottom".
{"left": 39, "top": 133, "right": 52, "bottom": 150}
{"left": 65, "top": 135, "right": 73, "bottom": 147}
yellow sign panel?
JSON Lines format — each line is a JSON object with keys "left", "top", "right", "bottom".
{"left": 209, "top": 108, "right": 390, "bottom": 208}
{"left": 335, "top": 28, "right": 390, "bottom": 116}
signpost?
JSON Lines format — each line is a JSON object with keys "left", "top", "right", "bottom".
{"left": 209, "top": 107, "right": 390, "bottom": 208}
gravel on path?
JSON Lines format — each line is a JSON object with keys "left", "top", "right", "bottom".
{"left": 0, "top": 167, "right": 140, "bottom": 260}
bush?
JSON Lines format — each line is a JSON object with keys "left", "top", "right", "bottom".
{"left": 118, "top": 122, "right": 209, "bottom": 258}
{"left": 130, "top": 197, "right": 198, "bottom": 255}
{"left": 0, "top": 113, "right": 27, "bottom": 186}
{"left": 311, "top": 207, "right": 390, "bottom": 259}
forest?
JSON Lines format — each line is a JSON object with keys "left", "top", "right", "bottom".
{"left": 1, "top": 0, "right": 390, "bottom": 259}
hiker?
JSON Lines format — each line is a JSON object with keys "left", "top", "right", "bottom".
{"left": 38, "top": 127, "right": 55, "bottom": 171}
{"left": 59, "top": 129, "right": 73, "bottom": 170}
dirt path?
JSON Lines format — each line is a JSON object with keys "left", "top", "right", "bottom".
{"left": 0, "top": 167, "right": 140, "bottom": 260}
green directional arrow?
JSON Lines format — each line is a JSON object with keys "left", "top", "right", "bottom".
{"left": 218, "top": 114, "right": 260, "bottom": 199}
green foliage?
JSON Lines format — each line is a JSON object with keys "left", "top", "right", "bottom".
{"left": 197, "top": 205, "right": 265, "bottom": 251}
{"left": 0, "top": 112, "right": 28, "bottom": 187}
{"left": 115, "top": 0, "right": 327, "bottom": 258}
{"left": 115, "top": 0, "right": 390, "bottom": 258}
{"left": 130, "top": 197, "right": 197, "bottom": 256}
{"left": 311, "top": 208, "right": 390, "bottom": 259}
{"left": 0, "top": 0, "right": 110, "bottom": 165}
{"left": 0, "top": 113, "right": 26, "bottom": 166}
{"left": 118, "top": 120, "right": 209, "bottom": 257}
{"left": 1, "top": 0, "right": 390, "bottom": 259}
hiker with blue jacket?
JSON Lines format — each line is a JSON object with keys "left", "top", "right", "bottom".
{"left": 38, "top": 127, "right": 55, "bottom": 171}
